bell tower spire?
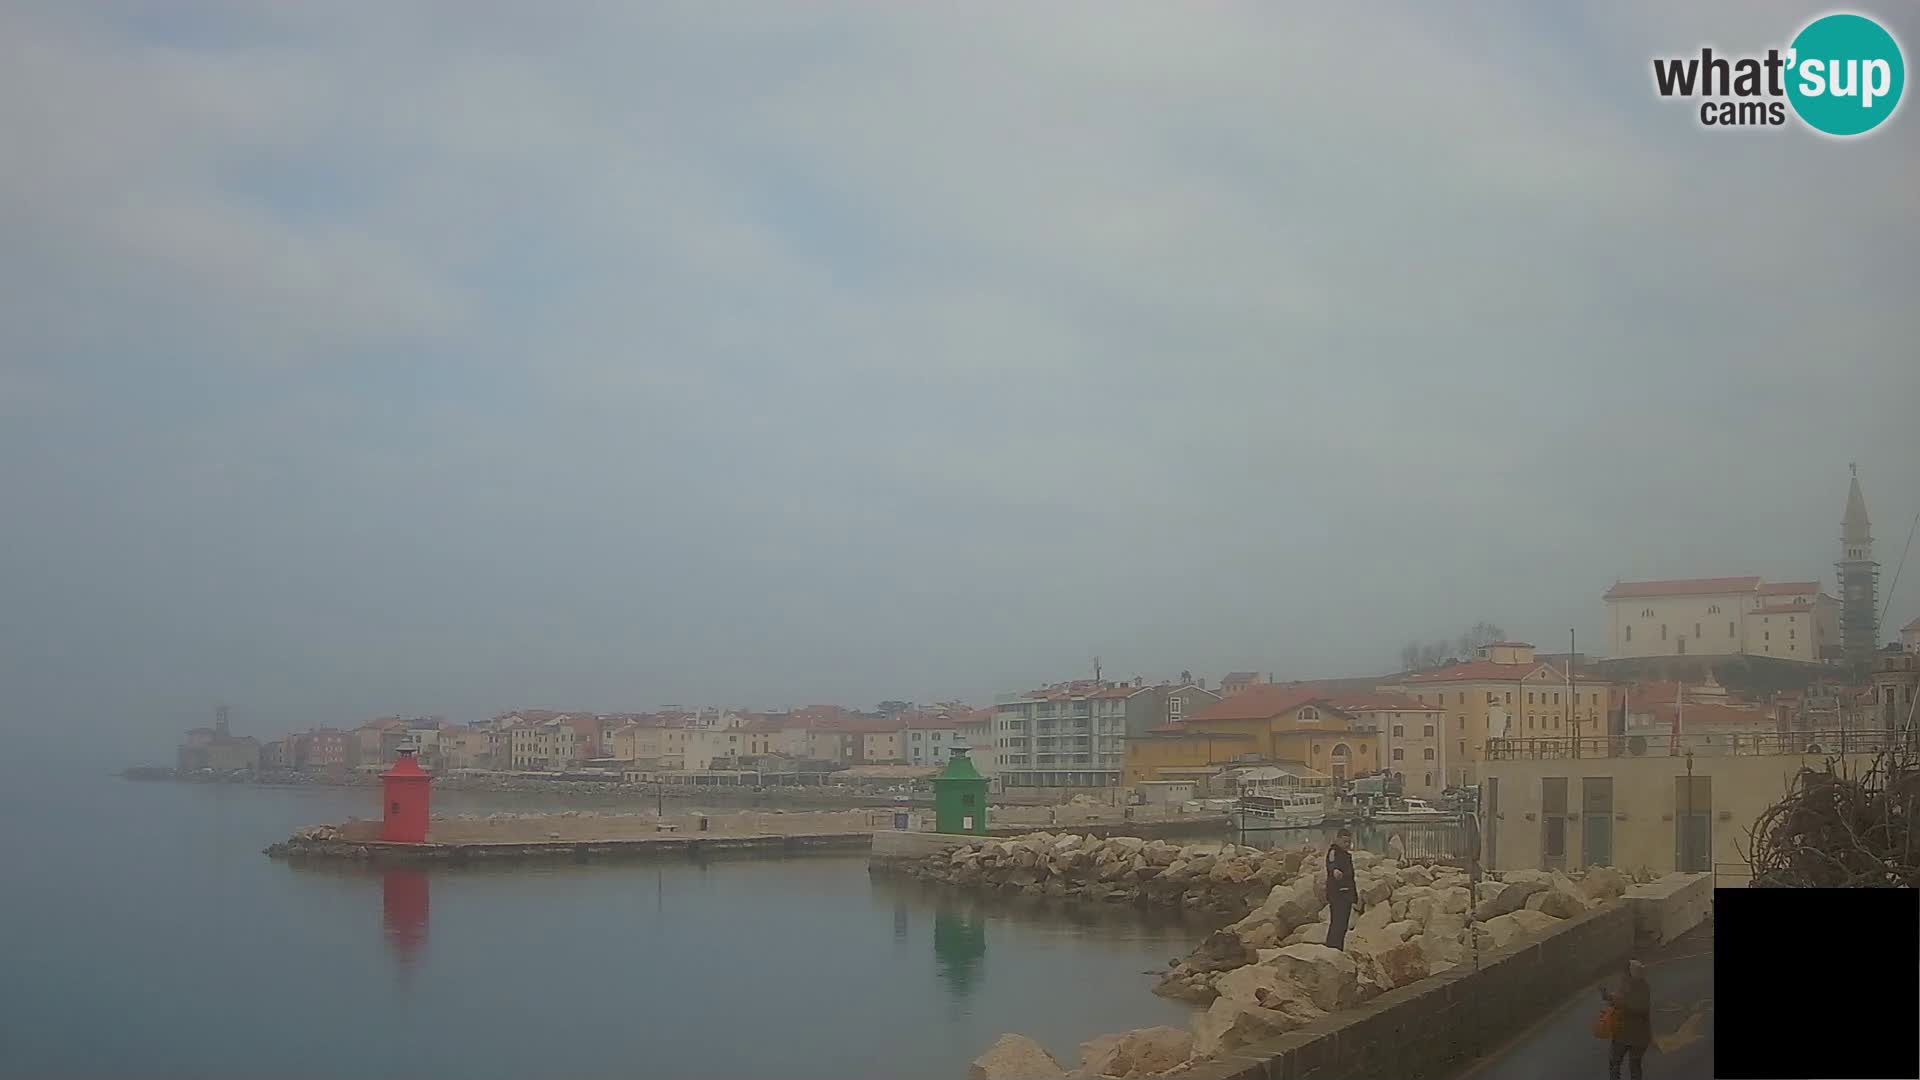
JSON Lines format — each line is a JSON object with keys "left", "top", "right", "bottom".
{"left": 1838, "top": 464, "right": 1878, "bottom": 668}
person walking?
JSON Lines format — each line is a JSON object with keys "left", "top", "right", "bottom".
{"left": 1324, "top": 827, "right": 1358, "bottom": 949}
{"left": 1601, "top": 958, "right": 1653, "bottom": 1080}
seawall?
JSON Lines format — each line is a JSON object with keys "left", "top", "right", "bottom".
{"left": 266, "top": 832, "right": 875, "bottom": 863}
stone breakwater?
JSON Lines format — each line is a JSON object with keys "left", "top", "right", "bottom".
{"left": 913, "top": 833, "right": 1639, "bottom": 1080}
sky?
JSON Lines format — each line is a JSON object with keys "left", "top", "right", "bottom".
{"left": 2, "top": 1, "right": 1917, "bottom": 757}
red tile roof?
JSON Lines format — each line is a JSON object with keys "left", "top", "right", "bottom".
{"left": 1326, "top": 692, "right": 1443, "bottom": 713}
{"left": 1604, "top": 576, "right": 1762, "bottom": 599}
{"left": 1401, "top": 660, "right": 1548, "bottom": 684}
{"left": 1185, "top": 685, "right": 1343, "bottom": 723}
{"left": 1758, "top": 581, "right": 1821, "bottom": 595}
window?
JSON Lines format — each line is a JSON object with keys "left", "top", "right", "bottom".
{"left": 1425, "top": 772, "right": 1434, "bottom": 787}
{"left": 1393, "top": 749, "right": 1405, "bottom": 761}
{"left": 1765, "top": 631, "right": 1770, "bottom": 641}
{"left": 1298, "top": 707, "right": 1319, "bottom": 721}
{"left": 1553, "top": 693, "right": 1560, "bottom": 705}
{"left": 1626, "top": 625, "right": 1632, "bottom": 642}
{"left": 1695, "top": 623, "right": 1702, "bottom": 638}
{"left": 1392, "top": 724, "right": 1405, "bottom": 737}
{"left": 1528, "top": 692, "right": 1535, "bottom": 705}
{"left": 1789, "top": 628, "right": 1795, "bottom": 640}
{"left": 1458, "top": 693, "right": 1465, "bottom": 705}
{"left": 1506, "top": 692, "right": 1512, "bottom": 704}
{"left": 1729, "top": 621, "right": 1736, "bottom": 637}
{"left": 1423, "top": 724, "right": 1435, "bottom": 737}
{"left": 1708, "top": 604, "right": 1720, "bottom": 615}
{"left": 1168, "top": 698, "right": 1183, "bottom": 718}
{"left": 1661, "top": 624, "right": 1668, "bottom": 640}
{"left": 1424, "top": 748, "right": 1436, "bottom": 760}
{"left": 1642, "top": 607, "right": 1654, "bottom": 618}
{"left": 1458, "top": 740, "right": 1466, "bottom": 755}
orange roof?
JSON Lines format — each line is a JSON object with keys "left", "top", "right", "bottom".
{"left": 1326, "top": 692, "right": 1443, "bottom": 713}
{"left": 1185, "top": 685, "right": 1340, "bottom": 723}
{"left": 1635, "top": 701, "right": 1772, "bottom": 727}
{"left": 1604, "top": 577, "right": 1762, "bottom": 599}
{"left": 1402, "top": 660, "right": 1552, "bottom": 684}
{"left": 1759, "top": 581, "right": 1821, "bottom": 595}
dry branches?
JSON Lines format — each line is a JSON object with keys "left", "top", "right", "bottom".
{"left": 1745, "top": 742, "right": 1919, "bottom": 888}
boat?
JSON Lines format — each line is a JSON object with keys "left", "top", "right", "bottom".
{"left": 1231, "top": 791, "right": 1331, "bottom": 831}
{"left": 1368, "top": 797, "right": 1456, "bottom": 824}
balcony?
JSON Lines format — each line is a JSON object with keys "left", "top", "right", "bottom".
{"left": 1484, "top": 728, "right": 1909, "bottom": 761}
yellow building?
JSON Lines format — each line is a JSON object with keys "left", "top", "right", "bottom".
{"left": 1480, "top": 729, "right": 1898, "bottom": 877}
{"left": 1165, "top": 686, "right": 1385, "bottom": 781}
{"left": 1379, "top": 642, "right": 1613, "bottom": 788}
{"left": 1123, "top": 728, "right": 1261, "bottom": 786}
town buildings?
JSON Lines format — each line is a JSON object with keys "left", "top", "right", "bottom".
{"left": 1901, "top": 617, "right": 1920, "bottom": 655}
{"left": 176, "top": 707, "right": 260, "bottom": 773}
{"left": 1870, "top": 647, "right": 1919, "bottom": 737}
{"left": 1378, "top": 642, "right": 1613, "bottom": 787}
{"left": 1122, "top": 681, "right": 1222, "bottom": 737}
{"left": 991, "top": 681, "right": 1131, "bottom": 791}
{"left": 1124, "top": 685, "right": 1387, "bottom": 789}
{"left": 1602, "top": 577, "right": 1837, "bottom": 662}
{"left": 1324, "top": 692, "right": 1448, "bottom": 799}
{"left": 1479, "top": 724, "right": 1900, "bottom": 877}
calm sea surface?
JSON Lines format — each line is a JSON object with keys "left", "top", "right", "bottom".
{"left": 0, "top": 773, "right": 1210, "bottom": 1080}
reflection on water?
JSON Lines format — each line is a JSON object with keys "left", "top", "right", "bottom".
{"left": 933, "top": 902, "right": 987, "bottom": 1000}
{"left": 381, "top": 869, "right": 430, "bottom": 969}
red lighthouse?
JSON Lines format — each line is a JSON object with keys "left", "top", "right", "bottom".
{"left": 380, "top": 746, "right": 432, "bottom": 843}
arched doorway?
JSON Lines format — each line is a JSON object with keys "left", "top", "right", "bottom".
{"left": 1330, "top": 743, "right": 1351, "bottom": 781}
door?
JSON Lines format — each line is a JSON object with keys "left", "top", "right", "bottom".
{"left": 1674, "top": 775, "right": 1711, "bottom": 872}
{"left": 1541, "top": 777, "right": 1568, "bottom": 871}
{"left": 1482, "top": 776, "right": 1498, "bottom": 871}
{"left": 1581, "top": 777, "right": 1614, "bottom": 868}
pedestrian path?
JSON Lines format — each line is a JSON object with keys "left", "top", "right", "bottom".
{"left": 1438, "top": 923, "right": 1714, "bottom": 1080}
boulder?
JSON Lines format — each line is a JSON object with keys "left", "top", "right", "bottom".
{"left": 1078, "top": 1025, "right": 1194, "bottom": 1079}
{"left": 1184, "top": 930, "right": 1257, "bottom": 974}
{"left": 1499, "top": 869, "right": 1551, "bottom": 886}
{"left": 969, "top": 1034, "right": 1066, "bottom": 1080}
{"left": 1507, "top": 908, "right": 1562, "bottom": 934}
{"left": 1473, "top": 880, "right": 1547, "bottom": 922}
{"left": 1354, "top": 874, "right": 1395, "bottom": 908}
{"left": 1481, "top": 913, "right": 1526, "bottom": 949}
{"left": 1524, "top": 888, "right": 1587, "bottom": 919}
{"left": 1579, "top": 865, "right": 1629, "bottom": 902}
{"left": 1282, "top": 919, "right": 1332, "bottom": 947}
{"left": 1192, "top": 999, "right": 1299, "bottom": 1058}
{"left": 1351, "top": 849, "right": 1380, "bottom": 871}
{"left": 1350, "top": 901, "right": 1393, "bottom": 941}
{"left": 1265, "top": 943, "right": 1360, "bottom": 1012}
{"left": 1372, "top": 939, "right": 1431, "bottom": 989}
{"left": 1257, "top": 880, "right": 1324, "bottom": 933}
{"left": 1401, "top": 865, "right": 1435, "bottom": 887}
{"left": 1436, "top": 885, "right": 1471, "bottom": 915}
{"left": 1417, "top": 927, "right": 1467, "bottom": 970}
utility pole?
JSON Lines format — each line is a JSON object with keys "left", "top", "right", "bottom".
{"left": 1567, "top": 629, "right": 1577, "bottom": 757}
{"left": 1682, "top": 749, "right": 1696, "bottom": 872}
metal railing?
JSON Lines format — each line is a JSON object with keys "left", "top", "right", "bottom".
{"left": 1484, "top": 729, "right": 1908, "bottom": 761}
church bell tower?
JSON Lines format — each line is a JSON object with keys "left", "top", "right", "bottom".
{"left": 1838, "top": 464, "right": 1879, "bottom": 668}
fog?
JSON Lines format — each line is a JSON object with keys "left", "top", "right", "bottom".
{"left": 2, "top": 2, "right": 1916, "bottom": 761}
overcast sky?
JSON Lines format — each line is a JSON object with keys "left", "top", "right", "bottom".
{"left": 3, "top": 2, "right": 1917, "bottom": 757}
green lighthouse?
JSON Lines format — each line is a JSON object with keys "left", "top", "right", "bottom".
{"left": 931, "top": 747, "right": 990, "bottom": 835}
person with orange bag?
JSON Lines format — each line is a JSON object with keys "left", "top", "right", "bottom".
{"left": 1599, "top": 958, "right": 1653, "bottom": 1080}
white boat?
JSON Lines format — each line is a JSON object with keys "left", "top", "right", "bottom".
{"left": 1368, "top": 797, "right": 1456, "bottom": 824}
{"left": 1231, "top": 791, "right": 1330, "bottom": 831}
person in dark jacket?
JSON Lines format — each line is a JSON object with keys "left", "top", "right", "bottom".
{"left": 1324, "top": 828, "right": 1358, "bottom": 949}
{"left": 1602, "top": 958, "right": 1653, "bottom": 1080}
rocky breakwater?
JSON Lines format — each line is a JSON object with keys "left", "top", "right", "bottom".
{"left": 957, "top": 836, "right": 1635, "bottom": 1079}
{"left": 903, "top": 833, "right": 1308, "bottom": 918}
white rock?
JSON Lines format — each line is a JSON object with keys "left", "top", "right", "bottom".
{"left": 1078, "top": 1025, "right": 1194, "bottom": 1079}
{"left": 1266, "top": 943, "right": 1360, "bottom": 1012}
{"left": 969, "top": 1034, "right": 1065, "bottom": 1080}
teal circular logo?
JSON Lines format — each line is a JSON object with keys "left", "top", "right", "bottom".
{"left": 1786, "top": 13, "right": 1905, "bottom": 136}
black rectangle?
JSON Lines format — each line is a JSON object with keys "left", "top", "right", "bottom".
{"left": 1714, "top": 888, "right": 1919, "bottom": 1079}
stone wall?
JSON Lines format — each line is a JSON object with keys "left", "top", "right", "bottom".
{"left": 1173, "top": 905, "right": 1637, "bottom": 1080}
